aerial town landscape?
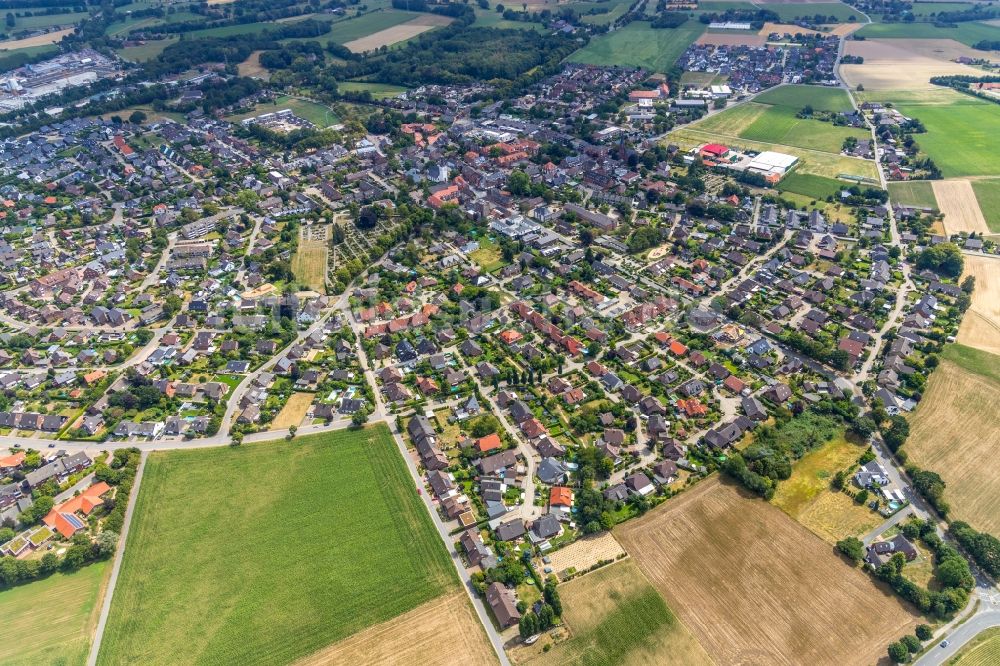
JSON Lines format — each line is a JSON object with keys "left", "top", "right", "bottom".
{"left": 0, "top": 0, "right": 998, "bottom": 664}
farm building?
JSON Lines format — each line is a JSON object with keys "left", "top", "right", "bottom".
{"left": 747, "top": 151, "right": 798, "bottom": 178}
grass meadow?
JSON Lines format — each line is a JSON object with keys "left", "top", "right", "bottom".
{"left": 568, "top": 20, "right": 706, "bottom": 73}
{"left": 857, "top": 20, "right": 1000, "bottom": 46}
{"left": 949, "top": 627, "right": 1000, "bottom": 666}
{"left": 753, "top": 84, "right": 855, "bottom": 113}
{"left": 757, "top": 1, "right": 859, "bottom": 21}
{"left": 971, "top": 180, "right": 1000, "bottom": 234}
{"left": 97, "top": 424, "right": 457, "bottom": 665}
{"left": 738, "top": 105, "right": 870, "bottom": 153}
{"left": 888, "top": 180, "right": 938, "bottom": 210}
{"left": 895, "top": 98, "right": 1000, "bottom": 178}
{"left": 779, "top": 172, "right": 845, "bottom": 200}
{"left": 0, "top": 561, "right": 109, "bottom": 666}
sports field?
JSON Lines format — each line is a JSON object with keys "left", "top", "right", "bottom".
{"left": 772, "top": 433, "right": 880, "bottom": 544}
{"left": 516, "top": 559, "right": 712, "bottom": 666}
{"left": 616, "top": 478, "right": 921, "bottom": 666}
{"left": 888, "top": 180, "right": 937, "bottom": 210}
{"left": 97, "top": 425, "right": 465, "bottom": 665}
{"left": 907, "top": 348, "right": 1000, "bottom": 535}
{"left": 753, "top": 84, "right": 855, "bottom": 113}
{"left": 0, "top": 561, "right": 109, "bottom": 666}
{"left": 895, "top": 97, "right": 1000, "bottom": 178}
{"left": 971, "top": 179, "right": 1000, "bottom": 234}
{"left": 568, "top": 20, "right": 706, "bottom": 73}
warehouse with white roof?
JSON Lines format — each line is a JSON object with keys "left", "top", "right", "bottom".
{"left": 747, "top": 151, "right": 798, "bottom": 176}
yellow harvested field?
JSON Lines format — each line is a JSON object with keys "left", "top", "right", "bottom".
{"left": 957, "top": 255, "right": 1000, "bottom": 355}
{"left": 760, "top": 22, "right": 861, "bottom": 38}
{"left": 933, "top": 180, "right": 992, "bottom": 236}
{"left": 343, "top": 14, "right": 451, "bottom": 53}
{"left": 0, "top": 27, "right": 73, "bottom": 49}
{"left": 293, "top": 225, "right": 329, "bottom": 292}
{"left": 616, "top": 478, "right": 921, "bottom": 666}
{"left": 545, "top": 532, "right": 626, "bottom": 580}
{"left": 271, "top": 392, "right": 314, "bottom": 430}
{"left": 294, "top": 591, "right": 497, "bottom": 666}
{"left": 841, "top": 39, "right": 987, "bottom": 90}
{"left": 907, "top": 359, "right": 1000, "bottom": 534}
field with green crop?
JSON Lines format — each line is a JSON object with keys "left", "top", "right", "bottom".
{"left": 895, "top": 98, "right": 1000, "bottom": 178}
{"left": 0, "top": 562, "right": 109, "bottom": 666}
{"left": 338, "top": 81, "right": 408, "bottom": 99}
{"left": 779, "top": 172, "right": 845, "bottom": 200}
{"left": 568, "top": 20, "right": 706, "bottom": 73}
{"left": 753, "top": 84, "right": 855, "bottom": 113}
{"left": 472, "top": 8, "right": 547, "bottom": 31}
{"left": 757, "top": 2, "right": 860, "bottom": 21}
{"left": 97, "top": 425, "right": 457, "bottom": 666}
{"left": 323, "top": 9, "right": 421, "bottom": 43}
{"left": 6, "top": 10, "right": 87, "bottom": 30}
{"left": 888, "top": 180, "right": 938, "bottom": 210}
{"left": 971, "top": 179, "right": 1000, "bottom": 234}
{"left": 857, "top": 20, "right": 1000, "bottom": 46}
{"left": 115, "top": 37, "right": 177, "bottom": 62}
{"left": 950, "top": 627, "right": 1000, "bottom": 665}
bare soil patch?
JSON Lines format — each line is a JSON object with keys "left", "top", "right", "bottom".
{"left": 616, "top": 478, "right": 921, "bottom": 666}
{"left": 934, "top": 179, "right": 992, "bottom": 236}
{"left": 907, "top": 359, "right": 1000, "bottom": 535}
{"left": 0, "top": 27, "right": 73, "bottom": 49}
{"left": 343, "top": 14, "right": 451, "bottom": 53}
{"left": 295, "top": 591, "right": 496, "bottom": 666}
{"left": 957, "top": 255, "right": 1000, "bottom": 354}
{"left": 841, "top": 39, "right": 987, "bottom": 90}
{"left": 546, "top": 532, "right": 626, "bottom": 581}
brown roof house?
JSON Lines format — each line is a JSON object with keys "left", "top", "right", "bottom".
{"left": 486, "top": 582, "right": 521, "bottom": 628}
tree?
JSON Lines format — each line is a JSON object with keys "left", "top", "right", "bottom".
{"left": 537, "top": 603, "right": 555, "bottom": 630}
{"left": 5, "top": 13, "right": 14, "bottom": 28}
{"left": 855, "top": 489, "right": 869, "bottom": 505}
{"left": 352, "top": 407, "right": 369, "bottom": 427}
{"left": 543, "top": 579, "right": 562, "bottom": 616}
{"left": 836, "top": 536, "right": 865, "bottom": 564}
{"left": 887, "top": 641, "right": 909, "bottom": 663}
{"left": 915, "top": 624, "right": 933, "bottom": 641}
{"left": 0, "top": 527, "right": 13, "bottom": 545}
{"left": 936, "top": 557, "right": 973, "bottom": 590}
{"left": 519, "top": 612, "right": 537, "bottom": 639}
{"left": 901, "top": 634, "right": 921, "bottom": 653}
{"left": 128, "top": 110, "right": 147, "bottom": 124}
{"left": 287, "top": 425, "right": 297, "bottom": 440}
{"left": 96, "top": 530, "right": 118, "bottom": 558}
{"left": 231, "top": 432, "right": 244, "bottom": 446}
{"left": 39, "top": 552, "right": 59, "bottom": 575}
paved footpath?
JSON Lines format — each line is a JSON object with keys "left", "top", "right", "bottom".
{"left": 86, "top": 451, "right": 148, "bottom": 666}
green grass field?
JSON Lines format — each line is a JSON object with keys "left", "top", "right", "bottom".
{"left": 0, "top": 562, "right": 109, "bottom": 666}
{"left": 7, "top": 10, "right": 87, "bottom": 30}
{"left": 97, "top": 425, "right": 457, "bottom": 665}
{"left": 115, "top": 36, "right": 177, "bottom": 62}
{"left": 857, "top": 20, "right": 1000, "bottom": 46}
{"left": 568, "top": 20, "right": 706, "bottom": 73}
{"left": 577, "top": 0, "right": 634, "bottom": 26}
{"left": 472, "top": 8, "right": 548, "bottom": 31}
{"left": 0, "top": 43, "right": 55, "bottom": 69}
{"left": 941, "top": 344, "right": 1000, "bottom": 386}
{"left": 888, "top": 180, "right": 938, "bottom": 210}
{"left": 779, "top": 172, "right": 845, "bottom": 200}
{"left": 323, "top": 9, "right": 421, "bottom": 43}
{"left": 338, "top": 81, "right": 408, "bottom": 99}
{"left": 948, "top": 627, "right": 1000, "bottom": 665}
{"left": 757, "top": 1, "right": 860, "bottom": 21}
{"left": 739, "top": 105, "right": 869, "bottom": 153}
{"left": 895, "top": 98, "right": 1000, "bottom": 178}
{"left": 971, "top": 179, "right": 1000, "bottom": 234}
{"left": 753, "top": 84, "right": 855, "bottom": 113}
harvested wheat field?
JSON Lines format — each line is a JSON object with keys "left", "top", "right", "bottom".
{"left": 514, "top": 559, "right": 712, "bottom": 666}
{"left": 0, "top": 27, "right": 73, "bottom": 49}
{"left": 294, "top": 591, "right": 496, "bottom": 666}
{"left": 698, "top": 32, "right": 767, "bottom": 46}
{"left": 934, "top": 179, "right": 992, "bottom": 236}
{"left": 545, "top": 532, "right": 626, "bottom": 581}
{"left": 841, "top": 39, "right": 986, "bottom": 90}
{"left": 957, "top": 255, "right": 1000, "bottom": 355}
{"left": 616, "top": 478, "right": 921, "bottom": 666}
{"left": 760, "top": 22, "right": 860, "bottom": 37}
{"left": 343, "top": 14, "right": 451, "bottom": 53}
{"left": 907, "top": 354, "right": 1000, "bottom": 535}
